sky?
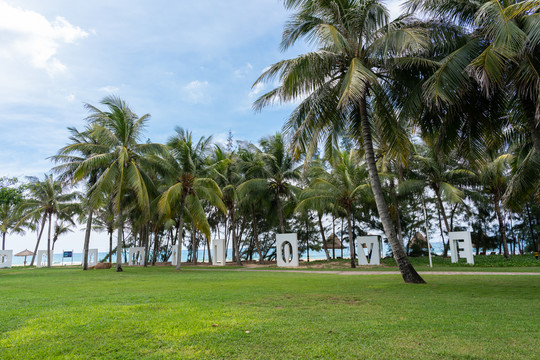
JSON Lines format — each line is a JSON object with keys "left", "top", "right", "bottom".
{"left": 0, "top": 0, "right": 403, "bottom": 253}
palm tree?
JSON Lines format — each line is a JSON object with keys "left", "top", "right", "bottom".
{"left": 475, "top": 152, "right": 513, "bottom": 258}
{"left": 297, "top": 150, "right": 370, "bottom": 268}
{"left": 398, "top": 140, "right": 471, "bottom": 256}
{"left": 238, "top": 133, "right": 300, "bottom": 234}
{"left": 52, "top": 126, "right": 108, "bottom": 270}
{"left": 237, "top": 145, "right": 273, "bottom": 263}
{"left": 73, "top": 96, "right": 164, "bottom": 272}
{"left": 18, "top": 175, "right": 78, "bottom": 267}
{"left": 404, "top": 0, "right": 540, "bottom": 160}
{"left": 211, "top": 146, "right": 244, "bottom": 265}
{"left": 157, "top": 129, "right": 226, "bottom": 270}
{"left": 0, "top": 203, "right": 25, "bottom": 250}
{"left": 253, "top": 0, "right": 428, "bottom": 283}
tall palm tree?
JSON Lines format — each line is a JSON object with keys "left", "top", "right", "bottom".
{"left": 52, "top": 126, "right": 108, "bottom": 270}
{"left": 475, "top": 152, "right": 513, "bottom": 258}
{"left": 157, "top": 129, "right": 226, "bottom": 270}
{"left": 238, "top": 133, "right": 300, "bottom": 234}
{"left": 0, "top": 203, "right": 25, "bottom": 250}
{"left": 404, "top": 0, "right": 540, "bottom": 160}
{"left": 296, "top": 150, "right": 370, "bottom": 268}
{"left": 254, "top": 0, "right": 428, "bottom": 283}
{"left": 18, "top": 175, "right": 78, "bottom": 267}
{"left": 73, "top": 96, "right": 164, "bottom": 272}
{"left": 211, "top": 146, "right": 244, "bottom": 265}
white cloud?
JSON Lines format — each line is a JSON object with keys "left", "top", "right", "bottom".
{"left": 234, "top": 63, "right": 253, "bottom": 78}
{"left": 249, "top": 82, "right": 265, "bottom": 99}
{"left": 99, "top": 85, "right": 120, "bottom": 93}
{"left": 66, "top": 94, "right": 75, "bottom": 102}
{"left": 183, "top": 80, "right": 210, "bottom": 104}
{"left": 0, "top": 1, "right": 88, "bottom": 75}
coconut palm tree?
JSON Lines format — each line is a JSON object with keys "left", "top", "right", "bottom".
{"left": 297, "top": 150, "right": 370, "bottom": 268}
{"left": 475, "top": 152, "right": 513, "bottom": 258}
{"left": 157, "top": 129, "right": 226, "bottom": 270}
{"left": 73, "top": 96, "right": 165, "bottom": 272}
{"left": 253, "top": 0, "right": 428, "bottom": 283}
{"left": 238, "top": 133, "right": 300, "bottom": 234}
{"left": 211, "top": 146, "right": 244, "bottom": 265}
{"left": 52, "top": 126, "right": 109, "bottom": 270}
{"left": 404, "top": 0, "right": 540, "bottom": 160}
{"left": 18, "top": 175, "right": 79, "bottom": 267}
{"left": 0, "top": 203, "right": 25, "bottom": 250}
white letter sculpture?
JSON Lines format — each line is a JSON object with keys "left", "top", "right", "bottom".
{"left": 128, "top": 247, "right": 145, "bottom": 266}
{"left": 211, "top": 239, "right": 226, "bottom": 266}
{"left": 0, "top": 250, "right": 13, "bottom": 269}
{"left": 171, "top": 244, "right": 179, "bottom": 266}
{"left": 276, "top": 233, "right": 299, "bottom": 267}
{"left": 88, "top": 249, "right": 98, "bottom": 267}
{"left": 449, "top": 231, "right": 474, "bottom": 265}
{"left": 357, "top": 236, "right": 382, "bottom": 265}
{"left": 36, "top": 250, "right": 51, "bottom": 268}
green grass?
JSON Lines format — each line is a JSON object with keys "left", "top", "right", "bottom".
{"left": 230, "top": 254, "right": 540, "bottom": 272}
{"left": 1, "top": 267, "right": 539, "bottom": 359}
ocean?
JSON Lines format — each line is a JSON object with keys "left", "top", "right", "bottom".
{"left": 9, "top": 242, "right": 446, "bottom": 266}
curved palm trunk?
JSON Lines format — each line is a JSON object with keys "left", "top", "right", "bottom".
{"left": 346, "top": 208, "right": 356, "bottom": 268}
{"left": 494, "top": 191, "right": 510, "bottom": 259}
{"left": 82, "top": 207, "right": 93, "bottom": 270}
{"left": 434, "top": 189, "right": 451, "bottom": 257}
{"left": 47, "top": 212, "right": 52, "bottom": 268}
{"left": 176, "top": 196, "right": 186, "bottom": 270}
{"left": 317, "top": 213, "right": 331, "bottom": 261}
{"left": 30, "top": 215, "right": 47, "bottom": 266}
{"left": 116, "top": 203, "right": 124, "bottom": 272}
{"left": 358, "top": 100, "right": 424, "bottom": 284}
{"left": 276, "top": 194, "right": 286, "bottom": 233}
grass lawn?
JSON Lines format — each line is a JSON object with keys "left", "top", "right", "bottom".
{"left": 1, "top": 267, "right": 539, "bottom": 359}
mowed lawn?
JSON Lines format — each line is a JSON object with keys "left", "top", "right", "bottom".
{"left": 1, "top": 267, "right": 539, "bottom": 359}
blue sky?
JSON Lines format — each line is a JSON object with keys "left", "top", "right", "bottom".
{"left": 0, "top": 0, "right": 402, "bottom": 252}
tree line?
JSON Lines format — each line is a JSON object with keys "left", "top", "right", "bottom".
{"left": 1, "top": 0, "right": 539, "bottom": 284}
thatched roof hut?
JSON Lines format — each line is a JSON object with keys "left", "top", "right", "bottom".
{"left": 325, "top": 233, "right": 346, "bottom": 249}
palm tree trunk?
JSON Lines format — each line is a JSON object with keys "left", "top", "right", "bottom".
{"left": 347, "top": 208, "right": 356, "bottom": 268}
{"left": 522, "top": 98, "right": 540, "bottom": 161}
{"left": 206, "top": 238, "right": 212, "bottom": 264}
{"left": 332, "top": 214, "right": 336, "bottom": 259}
{"left": 116, "top": 203, "right": 124, "bottom": 272}
{"left": 318, "top": 213, "right": 331, "bottom": 261}
{"left": 435, "top": 191, "right": 451, "bottom": 256}
{"left": 108, "top": 230, "right": 113, "bottom": 264}
{"left": 358, "top": 100, "right": 424, "bottom": 284}
{"left": 2, "top": 232, "right": 5, "bottom": 250}
{"left": 251, "top": 206, "right": 264, "bottom": 264}
{"left": 82, "top": 207, "right": 93, "bottom": 270}
{"left": 276, "top": 194, "right": 286, "bottom": 233}
{"left": 176, "top": 196, "right": 186, "bottom": 270}
{"left": 231, "top": 207, "right": 242, "bottom": 266}
{"left": 30, "top": 215, "right": 47, "bottom": 266}
{"left": 494, "top": 192, "right": 510, "bottom": 259}
{"left": 47, "top": 212, "right": 52, "bottom": 268}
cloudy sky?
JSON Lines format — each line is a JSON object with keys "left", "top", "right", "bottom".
{"left": 1, "top": 0, "right": 402, "bottom": 253}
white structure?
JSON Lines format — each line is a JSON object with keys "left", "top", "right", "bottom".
{"left": 36, "top": 250, "right": 51, "bottom": 268}
{"left": 276, "top": 233, "right": 299, "bottom": 267}
{"left": 128, "top": 247, "right": 145, "bottom": 266}
{"left": 171, "top": 244, "right": 179, "bottom": 266}
{"left": 357, "top": 236, "right": 382, "bottom": 265}
{"left": 211, "top": 239, "right": 226, "bottom": 266}
{"left": 449, "top": 231, "right": 474, "bottom": 265}
{"left": 0, "top": 250, "right": 13, "bottom": 269}
{"left": 88, "top": 249, "right": 98, "bottom": 267}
